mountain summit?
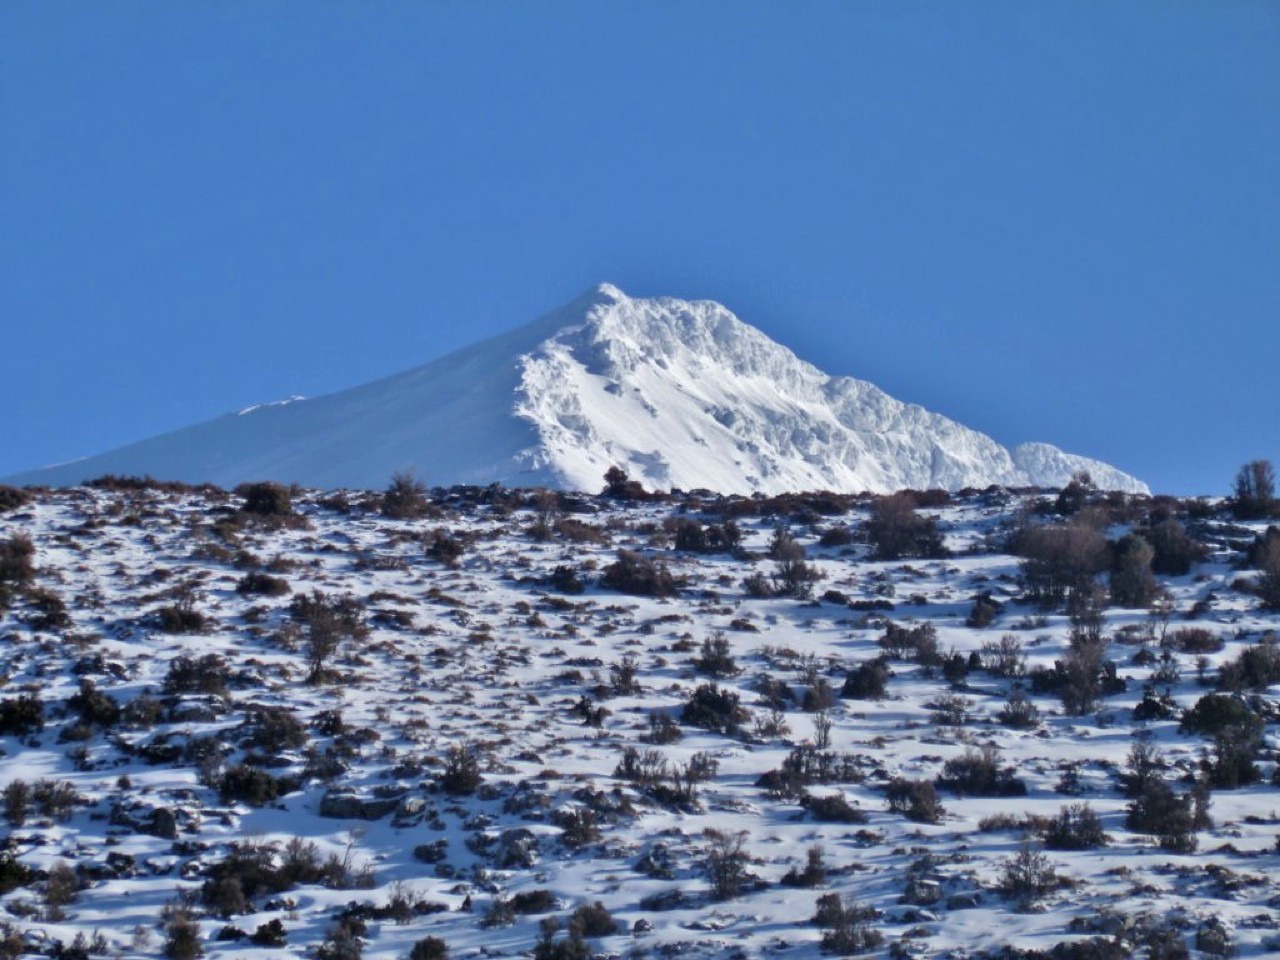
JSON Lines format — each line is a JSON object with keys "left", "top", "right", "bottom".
{"left": 8, "top": 285, "right": 1147, "bottom": 494}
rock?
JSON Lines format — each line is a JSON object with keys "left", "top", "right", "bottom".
{"left": 318, "top": 791, "right": 399, "bottom": 820}
{"left": 493, "top": 828, "right": 539, "bottom": 868}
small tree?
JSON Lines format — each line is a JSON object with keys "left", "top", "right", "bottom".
{"left": 692, "top": 632, "right": 738, "bottom": 677}
{"left": 1110, "top": 533, "right": 1158, "bottom": 607}
{"left": 1043, "top": 803, "right": 1108, "bottom": 850}
{"left": 381, "top": 472, "right": 429, "bottom": 520}
{"left": 1013, "top": 520, "right": 1108, "bottom": 607}
{"left": 408, "top": 937, "right": 448, "bottom": 960}
{"left": 439, "top": 743, "right": 483, "bottom": 795}
{"left": 1145, "top": 516, "right": 1204, "bottom": 575}
{"left": 602, "top": 466, "right": 649, "bottom": 501}
{"left": 885, "top": 777, "right": 945, "bottom": 823}
{"left": 865, "top": 493, "right": 946, "bottom": 560}
{"left": 981, "top": 635, "right": 1026, "bottom": 678}
{"left": 812, "top": 894, "right": 883, "bottom": 955}
{"left": 703, "top": 828, "right": 750, "bottom": 900}
{"left": 999, "top": 842, "right": 1057, "bottom": 902}
{"left": 1255, "top": 534, "right": 1280, "bottom": 611}
{"left": 771, "top": 536, "right": 822, "bottom": 598}
{"left": 1231, "top": 459, "right": 1277, "bottom": 520}
{"left": 292, "top": 592, "right": 367, "bottom": 684}
{"left": 1054, "top": 472, "right": 1095, "bottom": 516}
{"left": 163, "top": 902, "right": 204, "bottom": 960}
{"left": 0, "top": 534, "right": 35, "bottom": 611}
{"left": 238, "top": 481, "right": 293, "bottom": 517}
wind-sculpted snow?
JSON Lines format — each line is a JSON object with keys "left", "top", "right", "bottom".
{"left": 7, "top": 284, "right": 1147, "bottom": 494}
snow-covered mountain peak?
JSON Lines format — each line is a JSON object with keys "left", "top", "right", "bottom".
{"left": 5, "top": 288, "right": 1148, "bottom": 495}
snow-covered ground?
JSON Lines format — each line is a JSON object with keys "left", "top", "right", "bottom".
{"left": 0, "top": 482, "right": 1275, "bottom": 959}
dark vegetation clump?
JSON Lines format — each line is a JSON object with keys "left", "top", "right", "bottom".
{"left": 812, "top": 893, "right": 883, "bottom": 955}
{"left": 1230, "top": 459, "right": 1278, "bottom": 520}
{"left": 1216, "top": 634, "right": 1280, "bottom": 691}
{"left": 0, "top": 534, "right": 35, "bottom": 611}
{"left": 439, "top": 743, "right": 484, "bottom": 795}
{"left": 935, "top": 745, "right": 1026, "bottom": 798}
{"left": 164, "top": 654, "right": 231, "bottom": 697}
{"left": 235, "top": 571, "right": 291, "bottom": 597}
{"left": 877, "top": 621, "right": 941, "bottom": 665}
{"left": 0, "top": 693, "right": 44, "bottom": 737}
{"left": 757, "top": 745, "right": 867, "bottom": 800}
{"left": 219, "top": 765, "right": 299, "bottom": 806}
{"left": 381, "top": 472, "right": 430, "bottom": 520}
{"left": 885, "top": 778, "right": 945, "bottom": 823}
{"left": 865, "top": 492, "right": 947, "bottom": 560}
{"left": 966, "top": 591, "right": 1002, "bottom": 628}
{"left": 680, "top": 683, "right": 748, "bottom": 736}
{"left": 691, "top": 632, "right": 738, "bottom": 677}
{"left": 1010, "top": 519, "right": 1108, "bottom": 607}
{"left": 1042, "top": 803, "right": 1108, "bottom": 850}
{"left": 601, "top": 466, "right": 653, "bottom": 502}
{"left": 841, "top": 658, "right": 891, "bottom": 700}
{"left": 600, "top": 550, "right": 679, "bottom": 598}
{"left": 0, "top": 486, "right": 30, "bottom": 514}
{"left": 237, "top": 481, "right": 294, "bottom": 517}
{"left": 669, "top": 517, "right": 742, "bottom": 554}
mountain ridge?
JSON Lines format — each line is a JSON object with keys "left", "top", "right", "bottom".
{"left": 7, "top": 284, "right": 1148, "bottom": 494}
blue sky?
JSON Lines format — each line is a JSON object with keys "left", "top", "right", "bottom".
{"left": 3, "top": 1, "right": 1276, "bottom": 495}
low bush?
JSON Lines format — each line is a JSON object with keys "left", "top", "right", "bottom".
{"left": 237, "top": 482, "right": 293, "bottom": 517}
{"left": 439, "top": 744, "right": 483, "bottom": 795}
{"left": 1179, "top": 694, "right": 1263, "bottom": 738}
{"left": 235, "top": 572, "right": 291, "bottom": 597}
{"left": 936, "top": 745, "right": 1026, "bottom": 797}
{"left": 0, "top": 486, "right": 31, "bottom": 513}
{"left": 812, "top": 893, "right": 883, "bottom": 955}
{"left": 0, "top": 693, "right": 45, "bottom": 736}
{"left": 802, "top": 791, "right": 867, "bottom": 823}
{"left": 1164, "top": 627, "right": 1223, "bottom": 654}
{"left": 381, "top": 472, "right": 429, "bottom": 520}
{"left": 967, "top": 592, "right": 1002, "bottom": 628}
{"left": 219, "top": 765, "right": 298, "bottom": 806}
{"left": 1043, "top": 803, "right": 1108, "bottom": 850}
{"left": 509, "top": 889, "right": 557, "bottom": 914}
{"left": 680, "top": 683, "right": 748, "bottom": 735}
{"left": 877, "top": 621, "right": 940, "bottom": 665}
{"left": 1126, "top": 779, "right": 1210, "bottom": 852}
{"left": 600, "top": 550, "right": 679, "bottom": 597}
{"left": 999, "top": 843, "right": 1058, "bottom": 902}
{"left": 408, "top": 937, "right": 448, "bottom": 960}
{"left": 692, "top": 632, "right": 738, "bottom": 677}
{"left": 866, "top": 493, "right": 946, "bottom": 560}
{"left": 569, "top": 901, "right": 617, "bottom": 937}
{"left": 841, "top": 658, "right": 891, "bottom": 700}
{"left": 885, "top": 778, "right": 945, "bottom": 823}
{"left": 1217, "top": 633, "right": 1280, "bottom": 690}
{"left": 163, "top": 654, "right": 230, "bottom": 696}
{"left": 997, "top": 689, "right": 1041, "bottom": 729}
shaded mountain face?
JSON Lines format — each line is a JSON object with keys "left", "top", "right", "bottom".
{"left": 8, "top": 284, "right": 1147, "bottom": 494}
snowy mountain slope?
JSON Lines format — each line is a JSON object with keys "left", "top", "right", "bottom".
{"left": 8, "top": 284, "right": 1147, "bottom": 493}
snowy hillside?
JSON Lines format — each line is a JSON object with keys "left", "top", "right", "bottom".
{"left": 6, "top": 285, "right": 1147, "bottom": 494}
{"left": 0, "top": 481, "right": 1276, "bottom": 959}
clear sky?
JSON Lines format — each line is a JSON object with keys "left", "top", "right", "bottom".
{"left": 3, "top": 1, "right": 1276, "bottom": 496}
